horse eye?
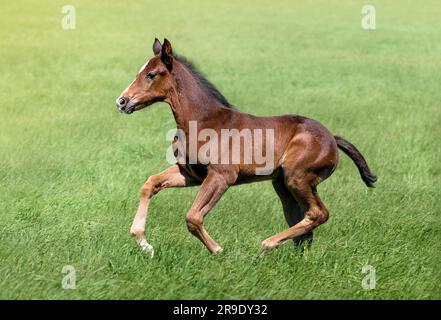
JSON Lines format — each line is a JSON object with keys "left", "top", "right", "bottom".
{"left": 147, "top": 72, "right": 156, "bottom": 80}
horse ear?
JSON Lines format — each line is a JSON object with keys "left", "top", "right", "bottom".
{"left": 161, "top": 38, "right": 173, "bottom": 70}
{"left": 153, "top": 38, "right": 161, "bottom": 56}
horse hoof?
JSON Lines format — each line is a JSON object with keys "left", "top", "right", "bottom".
{"left": 139, "top": 240, "right": 155, "bottom": 258}
{"left": 261, "top": 239, "right": 277, "bottom": 251}
{"left": 213, "top": 247, "right": 223, "bottom": 255}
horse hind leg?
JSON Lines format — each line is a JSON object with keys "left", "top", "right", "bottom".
{"left": 261, "top": 125, "right": 337, "bottom": 251}
{"left": 272, "top": 178, "right": 313, "bottom": 247}
{"left": 263, "top": 175, "right": 329, "bottom": 251}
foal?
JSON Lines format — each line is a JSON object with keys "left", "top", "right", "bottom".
{"left": 116, "top": 39, "right": 377, "bottom": 256}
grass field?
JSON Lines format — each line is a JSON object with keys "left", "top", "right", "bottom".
{"left": 0, "top": 0, "right": 440, "bottom": 299}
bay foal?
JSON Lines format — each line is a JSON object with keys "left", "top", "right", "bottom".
{"left": 116, "top": 39, "right": 377, "bottom": 256}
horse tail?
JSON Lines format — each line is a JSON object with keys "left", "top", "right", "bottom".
{"left": 334, "top": 136, "right": 377, "bottom": 188}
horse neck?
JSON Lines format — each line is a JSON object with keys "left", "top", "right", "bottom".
{"left": 166, "top": 64, "right": 226, "bottom": 132}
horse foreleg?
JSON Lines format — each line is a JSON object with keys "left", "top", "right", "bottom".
{"left": 185, "top": 171, "right": 231, "bottom": 254}
{"left": 130, "top": 164, "right": 196, "bottom": 256}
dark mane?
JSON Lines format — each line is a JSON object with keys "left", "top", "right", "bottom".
{"left": 174, "top": 54, "right": 234, "bottom": 109}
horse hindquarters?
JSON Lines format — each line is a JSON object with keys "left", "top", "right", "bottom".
{"left": 261, "top": 123, "right": 338, "bottom": 250}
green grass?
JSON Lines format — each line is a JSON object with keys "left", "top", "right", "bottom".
{"left": 0, "top": 0, "right": 440, "bottom": 299}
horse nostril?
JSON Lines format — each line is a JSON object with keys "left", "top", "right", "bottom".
{"left": 118, "top": 97, "right": 126, "bottom": 106}
{"left": 116, "top": 96, "right": 132, "bottom": 113}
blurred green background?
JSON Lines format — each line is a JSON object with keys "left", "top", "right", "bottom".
{"left": 0, "top": 0, "right": 440, "bottom": 299}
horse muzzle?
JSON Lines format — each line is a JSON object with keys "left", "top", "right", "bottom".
{"left": 116, "top": 96, "right": 136, "bottom": 114}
